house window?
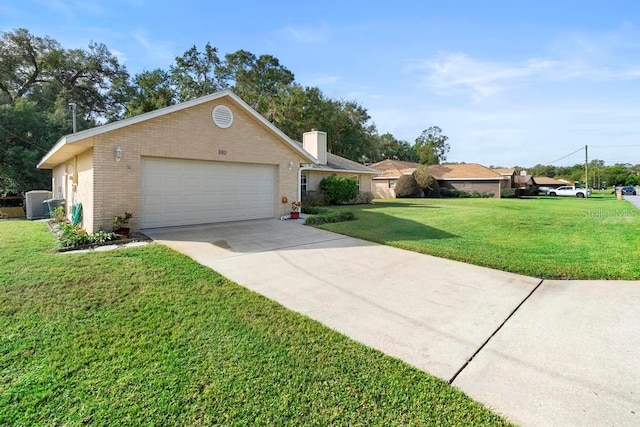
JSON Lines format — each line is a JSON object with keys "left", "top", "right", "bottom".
{"left": 301, "top": 172, "right": 308, "bottom": 194}
{"left": 389, "top": 180, "right": 395, "bottom": 189}
{"left": 462, "top": 181, "right": 472, "bottom": 189}
{"left": 352, "top": 175, "right": 360, "bottom": 191}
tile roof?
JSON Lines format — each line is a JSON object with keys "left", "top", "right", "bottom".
{"left": 369, "top": 159, "right": 422, "bottom": 178}
{"left": 428, "top": 163, "right": 504, "bottom": 180}
{"left": 322, "top": 153, "right": 378, "bottom": 173}
{"left": 532, "top": 176, "right": 566, "bottom": 185}
{"left": 292, "top": 141, "right": 378, "bottom": 174}
{"left": 492, "top": 168, "right": 516, "bottom": 176}
{"left": 370, "top": 161, "right": 508, "bottom": 180}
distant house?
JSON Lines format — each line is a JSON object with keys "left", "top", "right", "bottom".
{"left": 429, "top": 164, "right": 511, "bottom": 198}
{"left": 370, "top": 160, "right": 511, "bottom": 198}
{"left": 532, "top": 176, "right": 566, "bottom": 189}
{"left": 370, "top": 159, "right": 422, "bottom": 198}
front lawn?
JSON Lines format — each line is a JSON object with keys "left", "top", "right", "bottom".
{"left": 0, "top": 220, "right": 510, "bottom": 426}
{"left": 317, "top": 195, "right": 640, "bottom": 279}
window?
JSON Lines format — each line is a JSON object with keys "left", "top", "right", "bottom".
{"left": 301, "top": 172, "right": 308, "bottom": 194}
{"left": 462, "top": 181, "right": 472, "bottom": 189}
{"left": 389, "top": 180, "right": 396, "bottom": 189}
{"left": 352, "top": 175, "right": 360, "bottom": 191}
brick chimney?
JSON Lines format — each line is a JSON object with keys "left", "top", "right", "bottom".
{"left": 303, "top": 130, "right": 327, "bottom": 165}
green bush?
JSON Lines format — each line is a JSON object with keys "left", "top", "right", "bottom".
{"left": 319, "top": 176, "right": 359, "bottom": 204}
{"left": 395, "top": 175, "right": 421, "bottom": 198}
{"left": 302, "top": 205, "right": 330, "bottom": 215}
{"left": 305, "top": 210, "right": 356, "bottom": 226}
{"left": 303, "top": 190, "right": 331, "bottom": 206}
{"left": 350, "top": 191, "right": 374, "bottom": 204}
{"left": 501, "top": 188, "right": 517, "bottom": 198}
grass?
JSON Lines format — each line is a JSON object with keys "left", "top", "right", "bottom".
{"left": 0, "top": 220, "right": 511, "bottom": 426}
{"left": 317, "top": 194, "right": 640, "bottom": 280}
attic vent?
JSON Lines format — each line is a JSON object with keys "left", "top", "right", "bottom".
{"left": 212, "top": 105, "right": 233, "bottom": 128}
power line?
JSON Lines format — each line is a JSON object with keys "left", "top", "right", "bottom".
{"left": 589, "top": 144, "right": 640, "bottom": 148}
{"left": 0, "top": 123, "right": 50, "bottom": 153}
{"left": 545, "top": 146, "right": 584, "bottom": 165}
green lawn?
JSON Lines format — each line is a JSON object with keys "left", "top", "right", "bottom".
{"left": 0, "top": 221, "right": 510, "bottom": 426}
{"left": 318, "top": 195, "right": 640, "bottom": 280}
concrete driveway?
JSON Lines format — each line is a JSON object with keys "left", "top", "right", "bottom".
{"left": 145, "top": 219, "right": 640, "bottom": 427}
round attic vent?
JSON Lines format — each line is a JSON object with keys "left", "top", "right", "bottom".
{"left": 212, "top": 105, "right": 233, "bottom": 128}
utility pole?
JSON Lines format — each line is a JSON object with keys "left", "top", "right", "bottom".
{"left": 69, "top": 103, "right": 77, "bottom": 133}
{"left": 585, "top": 145, "right": 588, "bottom": 197}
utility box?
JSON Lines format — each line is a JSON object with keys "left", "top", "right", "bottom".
{"left": 25, "top": 190, "right": 52, "bottom": 219}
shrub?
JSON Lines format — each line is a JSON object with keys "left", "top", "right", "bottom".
{"left": 350, "top": 191, "right": 373, "bottom": 204}
{"left": 439, "top": 187, "right": 451, "bottom": 197}
{"left": 448, "top": 189, "right": 470, "bottom": 198}
{"left": 302, "top": 205, "right": 330, "bottom": 215}
{"left": 303, "top": 190, "right": 330, "bottom": 206}
{"left": 319, "top": 176, "right": 358, "bottom": 205}
{"left": 425, "top": 179, "right": 441, "bottom": 198}
{"left": 305, "top": 210, "right": 356, "bottom": 226}
{"left": 395, "top": 175, "right": 421, "bottom": 198}
{"left": 501, "top": 188, "right": 517, "bottom": 198}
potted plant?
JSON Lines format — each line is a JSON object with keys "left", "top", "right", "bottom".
{"left": 290, "top": 201, "right": 302, "bottom": 219}
{"left": 112, "top": 211, "right": 133, "bottom": 236}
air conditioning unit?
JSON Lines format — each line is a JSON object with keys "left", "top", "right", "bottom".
{"left": 25, "top": 190, "right": 52, "bottom": 219}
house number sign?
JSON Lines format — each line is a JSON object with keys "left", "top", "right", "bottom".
{"left": 218, "top": 150, "right": 227, "bottom": 155}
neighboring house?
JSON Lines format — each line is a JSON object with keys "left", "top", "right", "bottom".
{"left": 370, "top": 161, "right": 511, "bottom": 198}
{"left": 532, "top": 176, "right": 566, "bottom": 189}
{"left": 37, "top": 90, "right": 377, "bottom": 232}
{"left": 370, "top": 159, "right": 422, "bottom": 198}
{"left": 429, "top": 164, "right": 511, "bottom": 197}
{"left": 492, "top": 168, "right": 516, "bottom": 188}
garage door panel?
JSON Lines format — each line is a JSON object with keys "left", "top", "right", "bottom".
{"left": 141, "top": 158, "right": 276, "bottom": 228}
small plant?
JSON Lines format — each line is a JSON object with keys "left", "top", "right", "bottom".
{"left": 57, "top": 222, "right": 118, "bottom": 248}
{"left": 51, "top": 206, "right": 66, "bottom": 223}
{"left": 305, "top": 210, "right": 356, "bottom": 225}
{"left": 113, "top": 211, "right": 133, "bottom": 231}
{"left": 291, "top": 201, "right": 302, "bottom": 213}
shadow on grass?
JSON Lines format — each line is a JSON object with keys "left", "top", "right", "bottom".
{"left": 332, "top": 210, "right": 457, "bottom": 241}
{"left": 367, "top": 201, "right": 442, "bottom": 209}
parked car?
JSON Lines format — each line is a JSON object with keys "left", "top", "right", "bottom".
{"left": 621, "top": 186, "right": 637, "bottom": 195}
{"left": 546, "top": 186, "right": 592, "bottom": 198}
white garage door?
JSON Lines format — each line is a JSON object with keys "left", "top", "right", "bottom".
{"left": 141, "top": 158, "right": 276, "bottom": 228}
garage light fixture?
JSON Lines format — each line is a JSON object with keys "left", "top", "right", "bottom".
{"left": 288, "top": 161, "right": 294, "bottom": 170}
{"left": 115, "top": 146, "right": 123, "bottom": 162}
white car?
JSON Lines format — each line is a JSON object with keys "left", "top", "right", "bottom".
{"left": 547, "top": 186, "right": 591, "bottom": 198}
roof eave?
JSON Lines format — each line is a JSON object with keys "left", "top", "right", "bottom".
{"left": 37, "top": 89, "right": 318, "bottom": 169}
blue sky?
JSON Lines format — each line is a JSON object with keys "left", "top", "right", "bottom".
{"left": 3, "top": 0, "right": 640, "bottom": 167}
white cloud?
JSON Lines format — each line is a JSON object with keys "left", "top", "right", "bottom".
{"left": 280, "top": 22, "right": 330, "bottom": 43}
{"left": 132, "top": 30, "right": 175, "bottom": 67}
{"left": 305, "top": 74, "right": 341, "bottom": 86}
{"left": 409, "top": 53, "right": 557, "bottom": 101}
